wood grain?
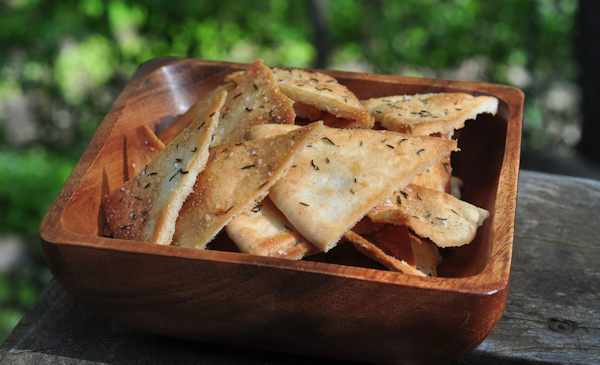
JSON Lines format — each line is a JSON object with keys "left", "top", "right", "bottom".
{"left": 35, "top": 58, "right": 523, "bottom": 364}
{"left": 2, "top": 171, "right": 598, "bottom": 364}
{"left": 450, "top": 170, "right": 600, "bottom": 364}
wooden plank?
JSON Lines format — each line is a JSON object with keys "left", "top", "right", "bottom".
{"left": 0, "top": 280, "right": 349, "bottom": 365}
{"left": 451, "top": 170, "right": 600, "bottom": 364}
{"left": 1, "top": 170, "right": 599, "bottom": 364}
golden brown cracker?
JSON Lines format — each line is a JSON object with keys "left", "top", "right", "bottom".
{"left": 128, "top": 125, "right": 165, "bottom": 178}
{"left": 320, "top": 112, "right": 376, "bottom": 129}
{"left": 227, "top": 65, "right": 373, "bottom": 128}
{"left": 345, "top": 228, "right": 424, "bottom": 276}
{"left": 225, "top": 197, "right": 320, "bottom": 259}
{"left": 293, "top": 101, "right": 323, "bottom": 121}
{"left": 214, "top": 59, "right": 296, "bottom": 145}
{"left": 102, "top": 91, "right": 227, "bottom": 245}
{"left": 157, "top": 83, "right": 236, "bottom": 145}
{"left": 362, "top": 92, "right": 498, "bottom": 136}
{"left": 409, "top": 232, "right": 442, "bottom": 277}
{"left": 172, "top": 121, "right": 324, "bottom": 249}
{"left": 410, "top": 154, "right": 452, "bottom": 193}
{"left": 368, "top": 183, "right": 489, "bottom": 248}
{"left": 346, "top": 225, "right": 441, "bottom": 276}
{"left": 251, "top": 124, "right": 458, "bottom": 252}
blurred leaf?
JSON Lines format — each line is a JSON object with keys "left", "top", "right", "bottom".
{"left": 53, "top": 35, "right": 118, "bottom": 105}
{"left": 79, "top": 0, "right": 104, "bottom": 18}
{"left": 0, "top": 307, "right": 24, "bottom": 343}
{"left": 0, "top": 147, "right": 75, "bottom": 235}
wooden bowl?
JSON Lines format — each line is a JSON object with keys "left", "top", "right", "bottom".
{"left": 40, "top": 58, "right": 523, "bottom": 364}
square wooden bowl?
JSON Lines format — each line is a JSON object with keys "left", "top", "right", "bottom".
{"left": 40, "top": 58, "right": 523, "bottom": 364}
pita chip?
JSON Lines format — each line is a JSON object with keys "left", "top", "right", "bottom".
{"left": 410, "top": 154, "right": 452, "bottom": 193}
{"left": 102, "top": 91, "right": 227, "bottom": 244}
{"left": 345, "top": 225, "right": 441, "bottom": 276}
{"left": 127, "top": 125, "right": 165, "bottom": 178}
{"left": 350, "top": 216, "right": 384, "bottom": 236}
{"left": 172, "top": 121, "right": 324, "bottom": 249}
{"left": 450, "top": 176, "right": 464, "bottom": 199}
{"left": 362, "top": 92, "right": 498, "bottom": 136}
{"left": 213, "top": 59, "right": 296, "bottom": 146}
{"left": 409, "top": 233, "right": 443, "bottom": 277}
{"left": 226, "top": 65, "right": 373, "bottom": 129}
{"left": 368, "top": 184, "right": 489, "bottom": 248}
{"left": 320, "top": 112, "right": 376, "bottom": 130}
{"left": 157, "top": 83, "right": 237, "bottom": 145}
{"left": 409, "top": 132, "right": 453, "bottom": 193}
{"left": 250, "top": 124, "right": 458, "bottom": 252}
{"left": 293, "top": 101, "right": 323, "bottom": 122}
{"left": 225, "top": 197, "right": 320, "bottom": 260}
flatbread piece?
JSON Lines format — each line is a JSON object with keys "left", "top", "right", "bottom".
{"left": 251, "top": 124, "right": 458, "bottom": 252}
{"left": 227, "top": 66, "right": 373, "bottom": 128}
{"left": 362, "top": 92, "right": 498, "bottom": 136}
{"left": 102, "top": 91, "right": 227, "bottom": 244}
{"left": 172, "top": 121, "right": 324, "bottom": 249}
{"left": 368, "top": 183, "right": 489, "bottom": 247}
{"left": 346, "top": 225, "right": 442, "bottom": 277}
{"left": 128, "top": 124, "right": 165, "bottom": 178}
{"left": 157, "top": 83, "right": 236, "bottom": 145}
{"left": 226, "top": 197, "right": 320, "bottom": 260}
{"left": 213, "top": 59, "right": 296, "bottom": 145}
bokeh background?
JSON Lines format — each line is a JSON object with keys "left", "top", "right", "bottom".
{"left": 1, "top": 0, "right": 598, "bottom": 343}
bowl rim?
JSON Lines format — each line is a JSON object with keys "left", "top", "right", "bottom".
{"left": 40, "top": 57, "right": 523, "bottom": 296}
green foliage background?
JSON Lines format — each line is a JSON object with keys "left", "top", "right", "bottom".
{"left": 0, "top": 0, "right": 578, "bottom": 343}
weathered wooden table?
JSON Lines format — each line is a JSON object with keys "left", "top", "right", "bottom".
{"left": 1, "top": 170, "right": 599, "bottom": 364}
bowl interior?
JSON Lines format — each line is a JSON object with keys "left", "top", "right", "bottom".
{"left": 56, "top": 59, "right": 517, "bottom": 280}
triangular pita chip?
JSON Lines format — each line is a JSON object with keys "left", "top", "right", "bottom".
{"left": 345, "top": 225, "right": 442, "bottom": 276}
{"left": 350, "top": 216, "right": 384, "bottom": 236}
{"left": 368, "top": 183, "right": 489, "bottom": 247}
{"left": 226, "top": 66, "right": 373, "bottom": 128}
{"left": 409, "top": 132, "right": 452, "bottom": 192}
{"left": 225, "top": 197, "right": 320, "bottom": 260}
{"left": 128, "top": 124, "right": 165, "bottom": 178}
{"left": 320, "top": 112, "right": 375, "bottom": 129}
{"left": 102, "top": 91, "right": 227, "bottom": 244}
{"left": 409, "top": 233, "right": 443, "bottom": 277}
{"left": 345, "top": 228, "right": 423, "bottom": 276}
{"left": 157, "top": 82, "right": 237, "bottom": 145}
{"left": 213, "top": 59, "right": 295, "bottom": 145}
{"left": 293, "top": 101, "right": 323, "bottom": 121}
{"left": 172, "top": 121, "right": 324, "bottom": 249}
{"left": 362, "top": 92, "right": 498, "bottom": 136}
{"left": 410, "top": 154, "right": 452, "bottom": 193}
{"left": 250, "top": 124, "right": 458, "bottom": 252}
{"left": 450, "top": 176, "right": 463, "bottom": 199}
